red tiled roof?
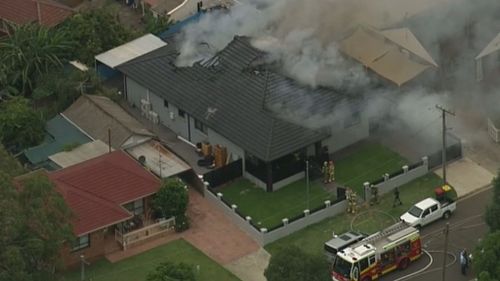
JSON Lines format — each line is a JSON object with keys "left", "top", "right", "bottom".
{"left": 49, "top": 151, "right": 161, "bottom": 236}
{"left": 0, "top": 0, "right": 73, "bottom": 27}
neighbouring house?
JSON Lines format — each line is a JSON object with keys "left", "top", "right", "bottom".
{"left": 47, "top": 150, "right": 172, "bottom": 267}
{"left": 0, "top": 0, "right": 74, "bottom": 34}
{"left": 116, "top": 36, "right": 368, "bottom": 192}
{"left": 22, "top": 114, "right": 92, "bottom": 170}
{"left": 62, "top": 94, "right": 191, "bottom": 178}
{"left": 340, "top": 25, "right": 438, "bottom": 87}
{"left": 475, "top": 32, "right": 500, "bottom": 83}
{"left": 94, "top": 33, "right": 166, "bottom": 80}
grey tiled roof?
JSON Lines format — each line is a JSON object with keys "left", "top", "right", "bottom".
{"left": 118, "top": 36, "right": 355, "bottom": 161}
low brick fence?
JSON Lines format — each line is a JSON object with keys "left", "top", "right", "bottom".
{"left": 202, "top": 155, "right": 439, "bottom": 246}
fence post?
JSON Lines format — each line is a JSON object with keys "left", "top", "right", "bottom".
{"left": 246, "top": 216, "right": 252, "bottom": 222}
{"left": 422, "top": 156, "right": 429, "bottom": 170}
{"left": 363, "top": 182, "right": 370, "bottom": 201}
{"left": 402, "top": 165, "right": 409, "bottom": 173}
{"left": 304, "top": 209, "right": 310, "bottom": 216}
{"left": 217, "top": 192, "right": 223, "bottom": 199}
{"left": 325, "top": 200, "right": 331, "bottom": 207}
{"left": 282, "top": 218, "right": 289, "bottom": 225}
{"left": 231, "top": 204, "right": 237, "bottom": 211}
{"left": 383, "top": 173, "right": 389, "bottom": 182}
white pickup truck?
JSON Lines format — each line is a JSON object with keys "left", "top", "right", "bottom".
{"left": 400, "top": 197, "right": 456, "bottom": 228}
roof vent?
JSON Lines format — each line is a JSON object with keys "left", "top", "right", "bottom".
{"left": 138, "top": 155, "right": 146, "bottom": 166}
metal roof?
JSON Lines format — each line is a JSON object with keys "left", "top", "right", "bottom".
{"left": 49, "top": 140, "right": 111, "bottom": 168}
{"left": 117, "top": 36, "right": 359, "bottom": 161}
{"left": 23, "top": 115, "right": 91, "bottom": 165}
{"left": 95, "top": 34, "right": 167, "bottom": 69}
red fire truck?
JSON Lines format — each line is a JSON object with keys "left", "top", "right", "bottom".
{"left": 331, "top": 222, "right": 422, "bottom": 281}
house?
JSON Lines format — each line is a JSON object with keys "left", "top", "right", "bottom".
{"left": 62, "top": 94, "right": 191, "bottom": 178}
{"left": 0, "top": 0, "right": 73, "bottom": 34}
{"left": 116, "top": 36, "right": 368, "bottom": 192}
{"left": 475, "top": 32, "right": 500, "bottom": 82}
{"left": 340, "top": 26, "right": 438, "bottom": 86}
{"left": 22, "top": 114, "right": 92, "bottom": 170}
{"left": 47, "top": 151, "right": 167, "bottom": 267}
{"left": 62, "top": 94, "right": 155, "bottom": 149}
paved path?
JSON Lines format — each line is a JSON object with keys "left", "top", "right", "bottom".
{"left": 434, "top": 157, "right": 495, "bottom": 197}
{"left": 224, "top": 248, "right": 270, "bottom": 281}
{"left": 107, "top": 189, "right": 260, "bottom": 266}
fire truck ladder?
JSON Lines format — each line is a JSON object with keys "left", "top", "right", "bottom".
{"left": 362, "top": 221, "right": 411, "bottom": 244}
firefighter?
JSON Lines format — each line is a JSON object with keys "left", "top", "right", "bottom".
{"left": 350, "top": 191, "right": 358, "bottom": 214}
{"left": 393, "top": 186, "right": 402, "bottom": 207}
{"left": 328, "top": 160, "right": 335, "bottom": 182}
{"left": 370, "top": 184, "right": 379, "bottom": 205}
{"left": 322, "top": 161, "right": 329, "bottom": 183}
{"left": 346, "top": 187, "right": 352, "bottom": 213}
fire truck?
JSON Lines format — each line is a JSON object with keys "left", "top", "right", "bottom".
{"left": 331, "top": 222, "right": 422, "bottom": 281}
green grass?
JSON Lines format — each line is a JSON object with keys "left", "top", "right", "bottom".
{"left": 335, "top": 142, "right": 408, "bottom": 195}
{"left": 265, "top": 173, "right": 452, "bottom": 257}
{"left": 60, "top": 239, "right": 240, "bottom": 281}
{"left": 220, "top": 178, "right": 332, "bottom": 229}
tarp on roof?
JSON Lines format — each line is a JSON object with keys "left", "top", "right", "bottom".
{"left": 340, "top": 26, "right": 436, "bottom": 86}
{"left": 476, "top": 32, "right": 500, "bottom": 60}
{"left": 24, "top": 115, "right": 91, "bottom": 165}
{"left": 125, "top": 140, "right": 191, "bottom": 178}
{"left": 49, "top": 140, "right": 112, "bottom": 168}
{"left": 95, "top": 34, "right": 167, "bottom": 69}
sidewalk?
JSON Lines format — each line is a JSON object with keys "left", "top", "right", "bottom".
{"left": 434, "top": 157, "right": 494, "bottom": 197}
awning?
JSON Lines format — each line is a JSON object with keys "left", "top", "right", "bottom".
{"left": 95, "top": 34, "right": 167, "bottom": 68}
{"left": 476, "top": 32, "right": 500, "bottom": 60}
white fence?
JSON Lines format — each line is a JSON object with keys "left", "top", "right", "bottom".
{"left": 204, "top": 156, "right": 431, "bottom": 246}
{"left": 115, "top": 217, "right": 175, "bottom": 250}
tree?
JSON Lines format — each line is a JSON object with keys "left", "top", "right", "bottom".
{"left": 264, "top": 246, "right": 330, "bottom": 281}
{"left": 146, "top": 262, "right": 196, "bottom": 281}
{"left": 485, "top": 175, "right": 500, "bottom": 231}
{"left": 153, "top": 178, "right": 189, "bottom": 232}
{"left": 0, "top": 172, "right": 73, "bottom": 281}
{"left": 59, "top": 9, "right": 135, "bottom": 65}
{"left": 0, "top": 23, "right": 74, "bottom": 95}
{"left": 474, "top": 231, "right": 500, "bottom": 281}
{"left": 0, "top": 97, "right": 45, "bottom": 151}
{"left": 143, "top": 11, "right": 172, "bottom": 35}
{"left": 153, "top": 178, "right": 189, "bottom": 218}
{"left": 0, "top": 144, "right": 25, "bottom": 177}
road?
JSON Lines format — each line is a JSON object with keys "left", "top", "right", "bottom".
{"left": 379, "top": 187, "right": 491, "bottom": 281}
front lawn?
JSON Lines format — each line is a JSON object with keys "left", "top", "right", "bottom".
{"left": 265, "top": 173, "right": 450, "bottom": 257}
{"left": 220, "top": 178, "right": 332, "bottom": 229}
{"left": 335, "top": 142, "right": 409, "bottom": 195}
{"left": 60, "top": 239, "right": 240, "bottom": 281}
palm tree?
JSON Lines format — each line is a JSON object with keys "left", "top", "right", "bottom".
{"left": 0, "top": 23, "right": 74, "bottom": 96}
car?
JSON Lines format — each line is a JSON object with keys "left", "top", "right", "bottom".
{"left": 324, "top": 231, "right": 365, "bottom": 262}
{"left": 400, "top": 197, "right": 456, "bottom": 228}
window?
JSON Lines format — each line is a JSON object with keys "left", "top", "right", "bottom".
{"left": 422, "top": 209, "right": 430, "bottom": 217}
{"left": 368, "top": 255, "right": 376, "bottom": 265}
{"left": 358, "top": 257, "right": 369, "bottom": 271}
{"left": 124, "top": 199, "right": 144, "bottom": 215}
{"left": 71, "top": 234, "right": 90, "bottom": 252}
{"left": 430, "top": 204, "right": 438, "bottom": 212}
{"left": 178, "top": 109, "right": 185, "bottom": 118}
{"left": 194, "top": 119, "right": 208, "bottom": 134}
{"left": 163, "top": 99, "right": 169, "bottom": 108}
{"left": 344, "top": 110, "right": 361, "bottom": 128}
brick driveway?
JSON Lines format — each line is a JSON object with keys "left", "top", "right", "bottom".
{"left": 107, "top": 188, "right": 260, "bottom": 266}
{"left": 184, "top": 188, "right": 260, "bottom": 265}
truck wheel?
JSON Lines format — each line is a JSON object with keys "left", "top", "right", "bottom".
{"left": 398, "top": 258, "right": 410, "bottom": 270}
{"left": 443, "top": 211, "right": 451, "bottom": 220}
{"left": 415, "top": 224, "right": 422, "bottom": 230}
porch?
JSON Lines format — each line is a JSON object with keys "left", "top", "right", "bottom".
{"left": 113, "top": 217, "right": 176, "bottom": 250}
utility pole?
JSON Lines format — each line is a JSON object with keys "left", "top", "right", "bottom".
{"left": 80, "top": 254, "right": 89, "bottom": 281}
{"left": 441, "top": 222, "right": 450, "bottom": 281}
{"left": 306, "top": 160, "right": 310, "bottom": 210}
{"left": 436, "top": 105, "right": 455, "bottom": 185}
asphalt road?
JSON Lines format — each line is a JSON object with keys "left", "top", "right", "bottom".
{"left": 378, "top": 187, "right": 491, "bottom": 281}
